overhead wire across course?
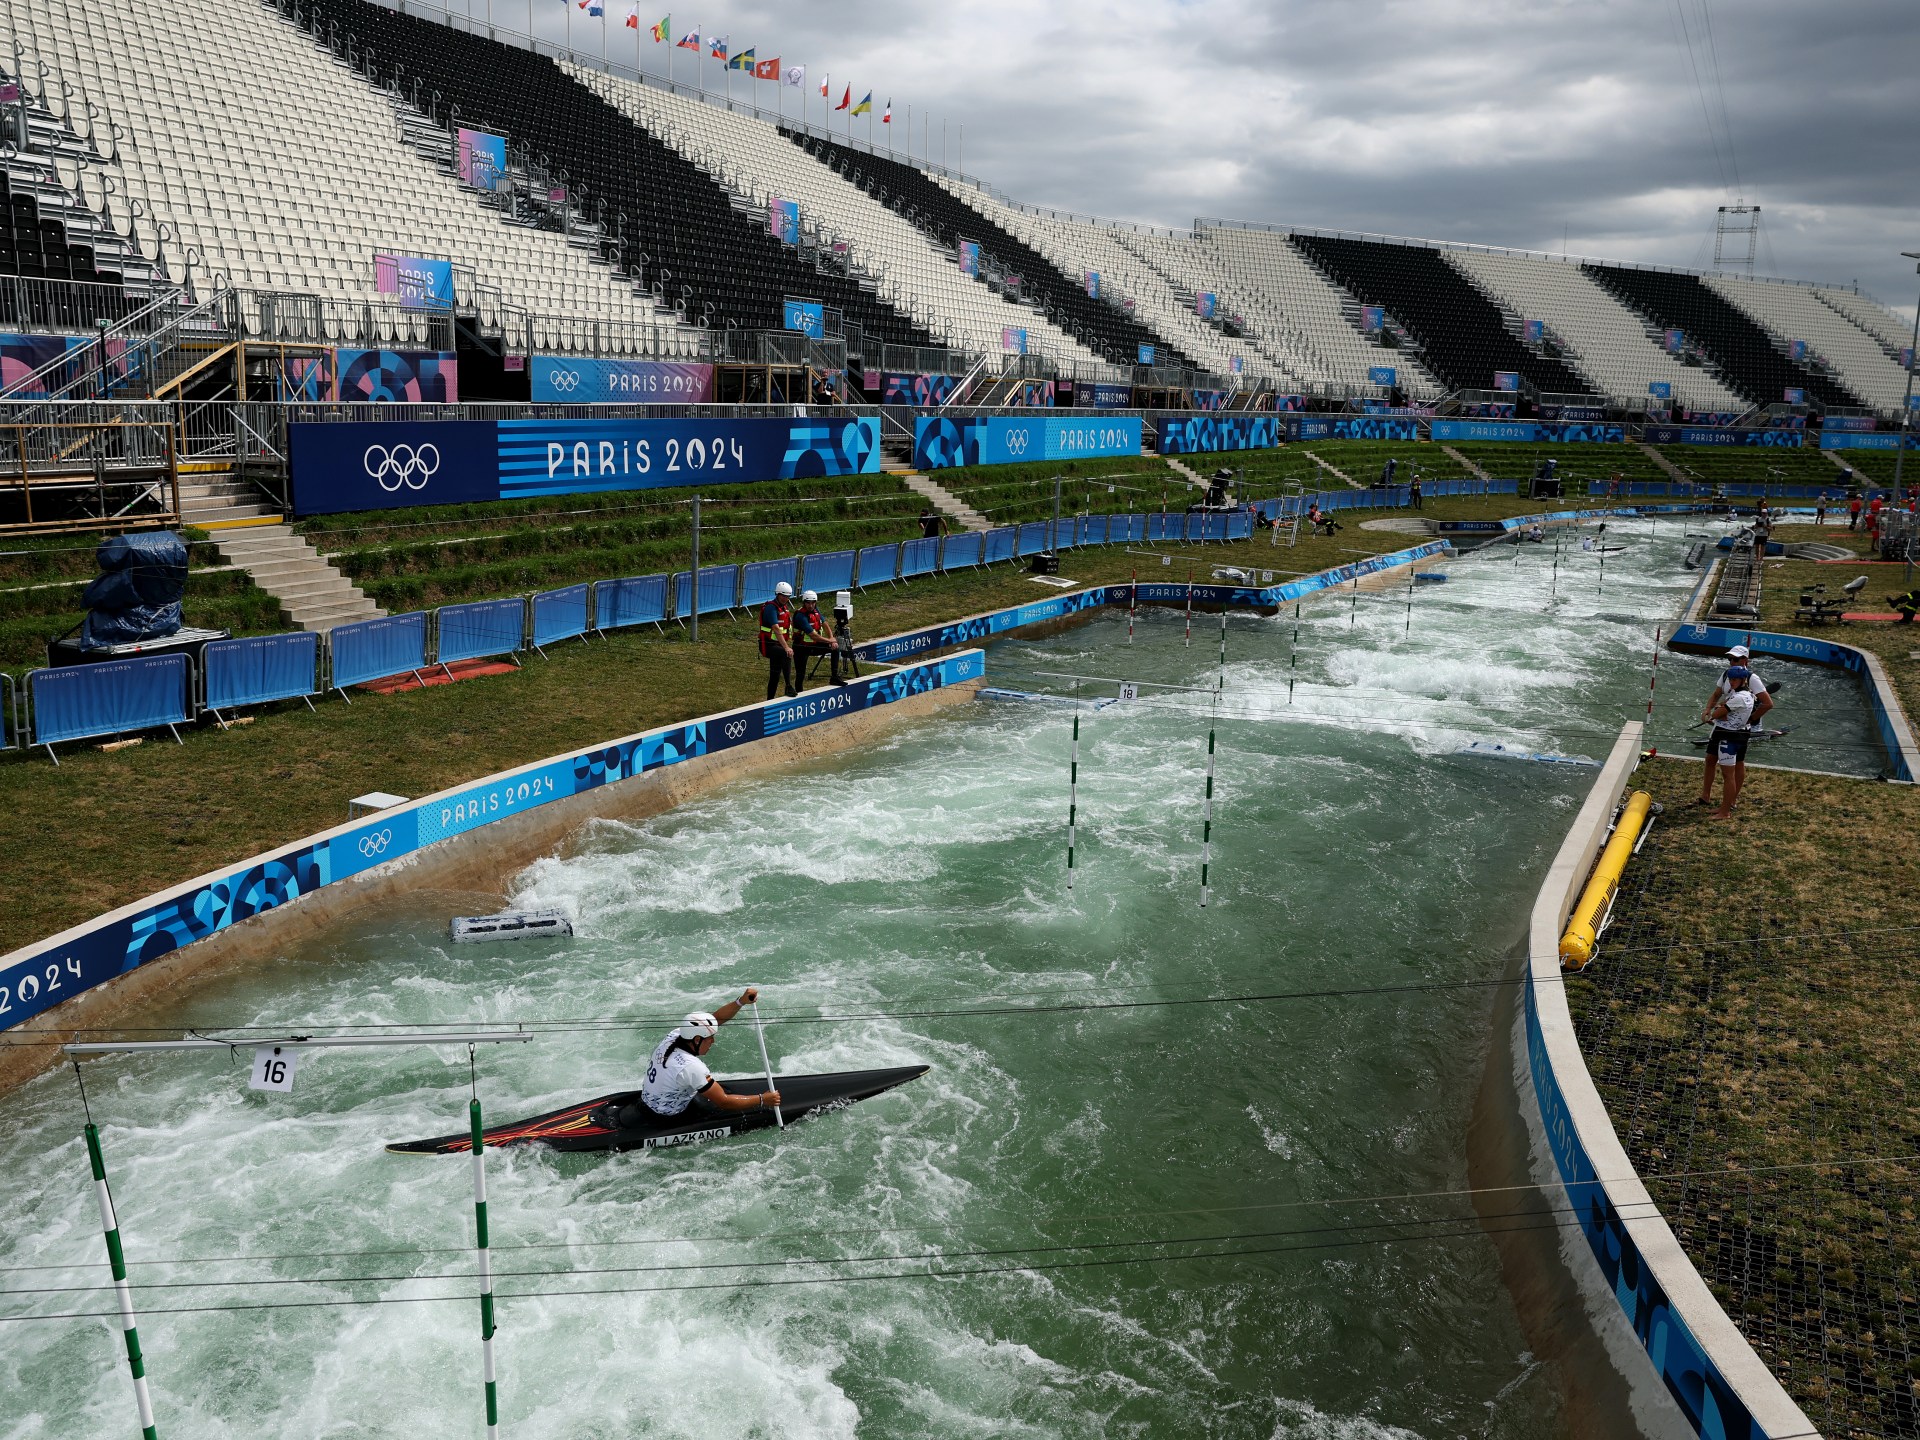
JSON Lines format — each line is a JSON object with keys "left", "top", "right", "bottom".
{"left": 0, "top": 1152, "right": 1910, "bottom": 1281}
{"left": 13, "top": 917, "right": 1920, "bottom": 1053}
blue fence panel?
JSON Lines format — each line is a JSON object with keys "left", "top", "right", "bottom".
{"left": 1227, "top": 511, "right": 1254, "bottom": 541}
{"left": 1048, "top": 519, "right": 1076, "bottom": 550}
{"left": 672, "top": 565, "right": 741, "bottom": 618}
{"left": 983, "top": 527, "right": 1018, "bottom": 565}
{"left": 1016, "top": 522, "right": 1051, "bottom": 556}
{"left": 531, "top": 584, "right": 591, "bottom": 648}
{"left": 1147, "top": 512, "right": 1182, "bottom": 543}
{"left": 800, "top": 549, "right": 856, "bottom": 595}
{"left": 595, "top": 574, "right": 670, "bottom": 630}
{"left": 898, "top": 537, "right": 939, "bottom": 578}
{"left": 437, "top": 598, "right": 526, "bottom": 665}
{"left": 1183, "top": 513, "right": 1208, "bottom": 543}
{"left": 741, "top": 557, "right": 800, "bottom": 609}
{"left": 331, "top": 612, "right": 430, "bottom": 689}
{"left": 941, "top": 532, "right": 984, "bottom": 569}
{"left": 1114, "top": 513, "right": 1146, "bottom": 544}
{"left": 29, "top": 654, "right": 191, "bottom": 747}
{"left": 204, "top": 633, "right": 320, "bottom": 712}
{"left": 1078, "top": 515, "right": 1109, "bottom": 546}
{"left": 856, "top": 544, "right": 899, "bottom": 587}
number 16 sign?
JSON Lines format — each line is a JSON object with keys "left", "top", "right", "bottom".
{"left": 250, "top": 1046, "right": 299, "bottom": 1093}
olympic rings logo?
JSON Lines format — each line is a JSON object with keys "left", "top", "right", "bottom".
{"left": 1003, "top": 430, "right": 1030, "bottom": 456}
{"left": 548, "top": 369, "right": 583, "bottom": 393}
{"left": 723, "top": 720, "right": 748, "bottom": 740}
{"left": 363, "top": 444, "right": 440, "bottom": 493}
{"left": 358, "top": 828, "right": 394, "bottom": 857}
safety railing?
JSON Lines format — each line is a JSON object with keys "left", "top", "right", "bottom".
{"left": 13, "top": 487, "right": 1496, "bottom": 760}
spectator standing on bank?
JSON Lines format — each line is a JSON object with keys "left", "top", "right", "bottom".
{"left": 1697, "top": 645, "right": 1771, "bottom": 805}
{"left": 1701, "top": 671, "right": 1756, "bottom": 819}
{"left": 1409, "top": 475, "right": 1423, "bottom": 510}
{"left": 1850, "top": 494, "right": 1863, "bottom": 530}
{"left": 919, "top": 506, "right": 948, "bottom": 540}
{"left": 759, "top": 581, "right": 797, "bottom": 700}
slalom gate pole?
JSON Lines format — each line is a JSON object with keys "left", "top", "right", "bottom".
{"left": 1405, "top": 563, "right": 1415, "bottom": 637}
{"left": 1598, "top": 542, "right": 1606, "bottom": 596}
{"left": 469, "top": 1055, "right": 500, "bottom": 1439}
{"left": 1199, "top": 700, "right": 1217, "bottom": 908}
{"left": 1550, "top": 534, "right": 1561, "bottom": 598}
{"left": 1289, "top": 602, "right": 1300, "bottom": 704}
{"left": 80, "top": 1097, "right": 159, "bottom": 1440}
{"left": 1349, "top": 572, "right": 1358, "bottom": 628}
{"left": 1645, "top": 627, "right": 1663, "bottom": 729}
{"left": 1184, "top": 565, "right": 1194, "bottom": 648}
{"left": 752, "top": 999, "right": 784, "bottom": 1128}
{"left": 1066, "top": 703, "right": 1080, "bottom": 890}
{"left": 1216, "top": 608, "right": 1227, "bottom": 691}
{"left": 1127, "top": 568, "right": 1136, "bottom": 644}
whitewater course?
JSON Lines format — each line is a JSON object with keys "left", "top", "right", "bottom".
{"left": 0, "top": 514, "right": 1889, "bottom": 1438}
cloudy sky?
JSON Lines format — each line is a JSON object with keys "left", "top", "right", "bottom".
{"left": 500, "top": 0, "right": 1920, "bottom": 317}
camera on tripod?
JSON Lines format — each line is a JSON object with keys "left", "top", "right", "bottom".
{"left": 832, "top": 591, "right": 861, "bottom": 678}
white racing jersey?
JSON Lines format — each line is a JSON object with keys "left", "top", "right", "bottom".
{"left": 641, "top": 1034, "right": 714, "bottom": 1116}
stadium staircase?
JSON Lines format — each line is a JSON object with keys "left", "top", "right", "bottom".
{"left": 781, "top": 132, "right": 1187, "bottom": 370}
{"left": 895, "top": 472, "right": 989, "bottom": 533}
{"left": 211, "top": 524, "right": 383, "bottom": 631}
{"left": 1581, "top": 263, "right": 1862, "bottom": 412}
{"left": 1290, "top": 235, "right": 1587, "bottom": 397}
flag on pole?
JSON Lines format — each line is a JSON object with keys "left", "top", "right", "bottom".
{"left": 709, "top": 34, "right": 727, "bottom": 60}
{"left": 753, "top": 55, "right": 781, "bottom": 80}
{"left": 625, "top": 1, "right": 639, "bottom": 26}
{"left": 585, "top": 0, "right": 602, "bottom": 14}
{"left": 784, "top": 64, "right": 805, "bottom": 87}
{"left": 835, "top": 84, "right": 851, "bottom": 111}
{"left": 676, "top": 26, "right": 699, "bottom": 48}
{"left": 820, "top": 73, "right": 830, "bottom": 97}
{"left": 850, "top": 92, "right": 872, "bottom": 116}
{"left": 882, "top": 99, "right": 891, "bottom": 124}
{"left": 729, "top": 46, "right": 755, "bottom": 70}
{"left": 649, "top": 14, "right": 669, "bottom": 39}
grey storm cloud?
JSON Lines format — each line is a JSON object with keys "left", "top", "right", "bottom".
{"left": 501, "top": 0, "right": 1920, "bottom": 313}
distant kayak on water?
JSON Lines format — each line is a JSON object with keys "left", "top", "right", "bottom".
{"left": 387, "top": 1065, "right": 930, "bottom": 1155}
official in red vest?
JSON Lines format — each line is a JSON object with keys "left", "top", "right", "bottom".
{"left": 759, "top": 582, "right": 797, "bottom": 699}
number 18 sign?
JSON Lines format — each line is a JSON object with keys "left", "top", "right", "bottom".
{"left": 250, "top": 1046, "right": 299, "bottom": 1093}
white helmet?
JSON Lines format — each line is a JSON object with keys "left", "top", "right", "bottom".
{"left": 676, "top": 1011, "right": 719, "bottom": 1040}
{"left": 801, "top": 589, "right": 818, "bottom": 603}
{"left": 774, "top": 581, "right": 794, "bottom": 598}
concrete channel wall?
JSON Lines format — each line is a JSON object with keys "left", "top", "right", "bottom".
{"left": 1524, "top": 723, "right": 1819, "bottom": 1440}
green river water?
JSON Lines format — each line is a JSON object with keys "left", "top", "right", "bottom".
{"left": 0, "top": 517, "right": 1882, "bottom": 1438}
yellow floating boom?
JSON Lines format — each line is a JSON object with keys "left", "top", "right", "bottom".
{"left": 1559, "top": 790, "right": 1654, "bottom": 970}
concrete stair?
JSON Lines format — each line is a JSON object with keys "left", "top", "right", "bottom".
{"left": 175, "top": 469, "right": 280, "bottom": 528}
{"left": 897, "top": 471, "right": 990, "bottom": 532}
{"left": 1441, "top": 445, "right": 1492, "bottom": 482}
{"left": 1164, "top": 457, "right": 1210, "bottom": 490}
{"left": 210, "top": 523, "right": 385, "bottom": 632}
{"left": 1635, "top": 443, "right": 1686, "bottom": 483}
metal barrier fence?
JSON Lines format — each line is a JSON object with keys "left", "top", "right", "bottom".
{"left": 11, "top": 489, "right": 1466, "bottom": 759}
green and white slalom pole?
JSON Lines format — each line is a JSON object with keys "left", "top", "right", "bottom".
{"left": 468, "top": 1075, "right": 500, "bottom": 1438}
{"left": 83, "top": 1119, "right": 158, "bottom": 1440}
{"left": 1066, "top": 706, "right": 1081, "bottom": 891}
{"left": 1199, "top": 700, "right": 1217, "bottom": 909}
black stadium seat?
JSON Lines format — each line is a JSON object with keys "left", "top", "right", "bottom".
{"left": 780, "top": 130, "right": 1193, "bottom": 370}
{"left": 296, "top": 0, "right": 936, "bottom": 350}
{"left": 1290, "top": 234, "right": 1587, "bottom": 396}
{"left": 1581, "top": 263, "right": 1863, "bottom": 411}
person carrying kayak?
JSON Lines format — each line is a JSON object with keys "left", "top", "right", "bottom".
{"left": 595, "top": 990, "right": 782, "bottom": 1130}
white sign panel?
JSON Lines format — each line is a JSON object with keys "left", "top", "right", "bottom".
{"left": 250, "top": 1046, "right": 299, "bottom": 1093}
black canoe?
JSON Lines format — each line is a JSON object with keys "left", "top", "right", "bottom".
{"left": 386, "top": 1065, "right": 930, "bottom": 1155}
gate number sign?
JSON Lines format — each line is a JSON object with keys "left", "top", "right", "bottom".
{"left": 1118, "top": 682, "right": 1140, "bottom": 701}
{"left": 250, "top": 1045, "right": 299, "bottom": 1093}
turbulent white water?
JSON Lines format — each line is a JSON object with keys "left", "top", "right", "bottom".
{"left": 0, "top": 517, "right": 1880, "bottom": 1438}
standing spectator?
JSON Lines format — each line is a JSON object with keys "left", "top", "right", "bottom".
{"left": 1408, "top": 474, "right": 1423, "bottom": 510}
{"left": 1849, "top": 494, "right": 1863, "bottom": 530}
{"left": 1701, "top": 671, "right": 1756, "bottom": 819}
{"left": 918, "top": 505, "right": 947, "bottom": 540}
{"left": 1815, "top": 495, "right": 1828, "bottom": 528}
{"left": 1697, "top": 645, "right": 1771, "bottom": 804}
{"left": 759, "top": 580, "right": 797, "bottom": 700}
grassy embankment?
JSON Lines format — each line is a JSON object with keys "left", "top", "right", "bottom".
{"left": 1567, "top": 754, "right": 1920, "bottom": 1438}
{"left": 0, "top": 490, "right": 1545, "bottom": 956}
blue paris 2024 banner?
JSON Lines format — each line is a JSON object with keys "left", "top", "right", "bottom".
{"left": 912, "top": 415, "right": 1142, "bottom": 470}
{"left": 1158, "top": 416, "right": 1284, "bottom": 454}
{"left": 530, "top": 356, "right": 714, "bottom": 402}
{"left": 289, "top": 415, "right": 881, "bottom": 515}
